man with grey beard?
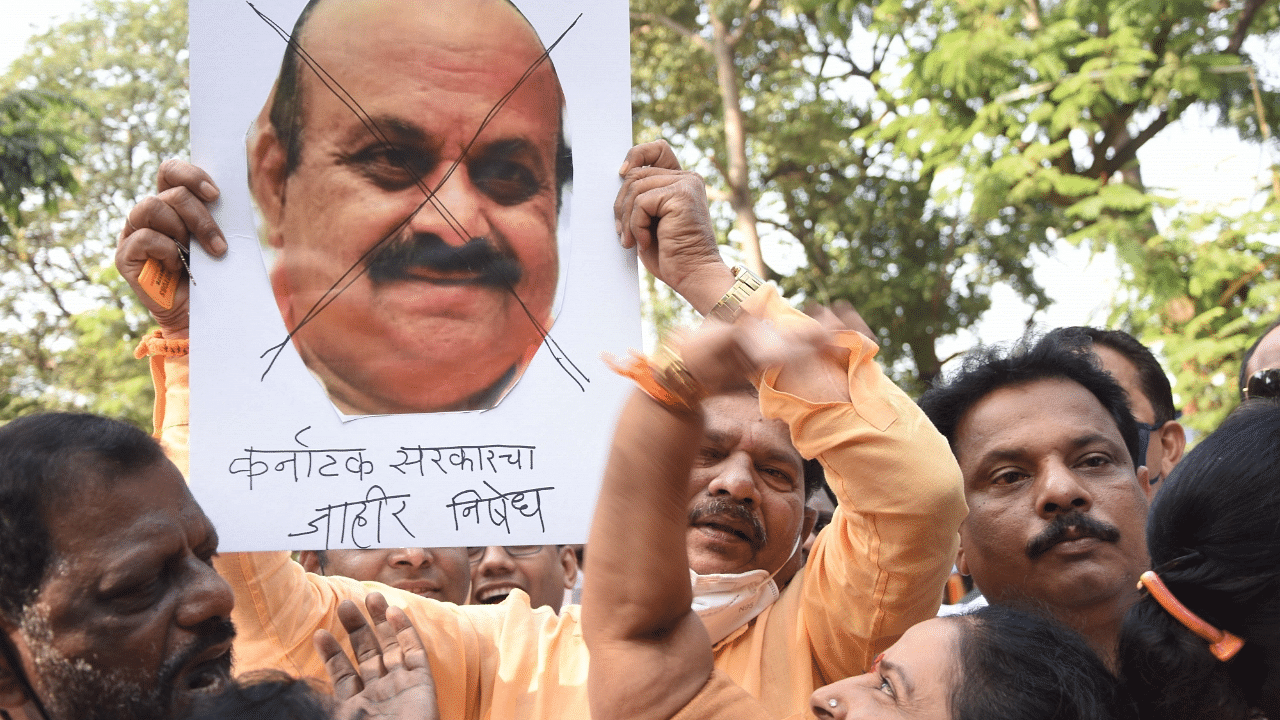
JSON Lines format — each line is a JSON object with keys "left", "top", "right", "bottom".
{"left": 0, "top": 413, "right": 235, "bottom": 720}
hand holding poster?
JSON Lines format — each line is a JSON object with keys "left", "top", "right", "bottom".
{"left": 187, "top": 0, "right": 636, "bottom": 551}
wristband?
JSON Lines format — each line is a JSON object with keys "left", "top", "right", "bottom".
{"left": 134, "top": 329, "right": 190, "bottom": 359}
{"left": 606, "top": 347, "right": 707, "bottom": 415}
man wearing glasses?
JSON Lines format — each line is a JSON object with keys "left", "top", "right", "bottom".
{"left": 1241, "top": 319, "right": 1280, "bottom": 402}
{"left": 469, "top": 545, "right": 579, "bottom": 612}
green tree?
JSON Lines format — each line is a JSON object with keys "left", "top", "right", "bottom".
{"left": 873, "top": 0, "right": 1280, "bottom": 406}
{"left": 632, "top": 0, "right": 1053, "bottom": 391}
{"left": 0, "top": 88, "right": 82, "bottom": 418}
{"left": 1109, "top": 199, "right": 1280, "bottom": 434}
{"left": 631, "top": 0, "right": 1280, "bottom": 395}
{"left": 0, "top": 89, "right": 79, "bottom": 236}
{"left": 877, "top": 0, "right": 1278, "bottom": 246}
{"left": 0, "top": 0, "right": 189, "bottom": 425}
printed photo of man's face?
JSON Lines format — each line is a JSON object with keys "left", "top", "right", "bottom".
{"left": 246, "top": 0, "right": 571, "bottom": 415}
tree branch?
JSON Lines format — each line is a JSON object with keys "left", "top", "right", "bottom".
{"left": 725, "top": 0, "right": 765, "bottom": 47}
{"left": 1099, "top": 103, "right": 1180, "bottom": 178}
{"left": 631, "top": 11, "right": 711, "bottom": 54}
{"left": 1218, "top": 256, "right": 1276, "bottom": 308}
{"left": 1227, "top": 0, "right": 1268, "bottom": 54}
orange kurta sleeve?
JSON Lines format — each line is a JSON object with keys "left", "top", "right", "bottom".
{"left": 214, "top": 550, "right": 590, "bottom": 720}
{"left": 141, "top": 287, "right": 965, "bottom": 720}
{"left": 708, "top": 287, "right": 966, "bottom": 717}
{"left": 667, "top": 670, "right": 778, "bottom": 720}
{"left": 143, "top": 336, "right": 592, "bottom": 720}
{"left": 136, "top": 329, "right": 191, "bottom": 476}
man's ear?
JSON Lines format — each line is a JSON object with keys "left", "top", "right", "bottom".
{"left": 956, "top": 540, "right": 970, "bottom": 577}
{"left": 246, "top": 114, "right": 290, "bottom": 249}
{"left": 1160, "top": 420, "right": 1187, "bottom": 477}
{"left": 298, "top": 550, "right": 322, "bottom": 574}
{"left": 0, "top": 629, "right": 33, "bottom": 711}
{"left": 1137, "top": 464, "right": 1154, "bottom": 501}
{"left": 557, "top": 545, "right": 579, "bottom": 590}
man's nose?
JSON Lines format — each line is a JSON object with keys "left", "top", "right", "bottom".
{"left": 1036, "top": 462, "right": 1092, "bottom": 517}
{"left": 176, "top": 556, "right": 235, "bottom": 628}
{"left": 474, "top": 546, "right": 515, "bottom": 574}
{"left": 387, "top": 547, "right": 431, "bottom": 568}
{"left": 413, "top": 171, "right": 490, "bottom": 246}
{"left": 706, "top": 452, "right": 761, "bottom": 505}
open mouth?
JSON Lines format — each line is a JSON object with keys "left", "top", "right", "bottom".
{"left": 698, "top": 521, "right": 753, "bottom": 544}
{"left": 688, "top": 500, "right": 767, "bottom": 553}
{"left": 393, "top": 581, "right": 441, "bottom": 599}
{"left": 476, "top": 584, "right": 520, "bottom": 604}
{"left": 183, "top": 654, "right": 232, "bottom": 696}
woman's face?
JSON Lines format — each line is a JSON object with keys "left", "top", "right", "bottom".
{"left": 810, "top": 618, "right": 960, "bottom": 719}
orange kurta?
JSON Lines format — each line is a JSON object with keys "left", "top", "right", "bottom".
{"left": 142, "top": 286, "right": 965, "bottom": 719}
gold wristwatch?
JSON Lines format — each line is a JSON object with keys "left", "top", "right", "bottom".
{"left": 706, "top": 265, "right": 764, "bottom": 323}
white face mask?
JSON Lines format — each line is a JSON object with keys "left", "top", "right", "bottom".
{"left": 690, "top": 534, "right": 800, "bottom": 644}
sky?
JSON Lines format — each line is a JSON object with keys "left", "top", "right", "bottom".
{"left": 2, "top": 1, "right": 1275, "bottom": 358}
{"left": 0, "top": 1, "right": 84, "bottom": 69}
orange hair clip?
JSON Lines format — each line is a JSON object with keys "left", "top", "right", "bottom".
{"left": 1138, "top": 570, "right": 1245, "bottom": 661}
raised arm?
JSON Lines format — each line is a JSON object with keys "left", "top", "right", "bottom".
{"left": 116, "top": 159, "right": 226, "bottom": 339}
{"left": 610, "top": 141, "right": 967, "bottom": 702}
{"left": 584, "top": 320, "right": 829, "bottom": 720}
{"left": 585, "top": 140, "right": 852, "bottom": 720}
{"left": 116, "top": 160, "right": 227, "bottom": 472}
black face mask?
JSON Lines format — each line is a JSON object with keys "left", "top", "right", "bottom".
{"left": 1135, "top": 421, "right": 1160, "bottom": 472}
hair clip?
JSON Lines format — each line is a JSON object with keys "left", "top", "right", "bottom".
{"left": 1138, "top": 570, "right": 1244, "bottom": 661}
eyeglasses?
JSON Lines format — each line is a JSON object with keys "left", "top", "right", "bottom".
{"left": 1243, "top": 368, "right": 1280, "bottom": 400}
{"left": 467, "top": 545, "right": 544, "bottom": 564}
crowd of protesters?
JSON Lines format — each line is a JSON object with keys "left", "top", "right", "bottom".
{"left": 4, "top": 1, "right": 1280, "bottom": 719}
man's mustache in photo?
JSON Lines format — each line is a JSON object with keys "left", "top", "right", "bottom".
{"left": 366, "top": 224, "right": 522, "bottom": 289}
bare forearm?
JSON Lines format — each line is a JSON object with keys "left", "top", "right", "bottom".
{"left": 583, "top": 391, "right": 700, "bottom": 642}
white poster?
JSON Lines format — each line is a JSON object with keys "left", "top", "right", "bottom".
{"left": 188, "top": 0, "right": 637, "bottom": 551}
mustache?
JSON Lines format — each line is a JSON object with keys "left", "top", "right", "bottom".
{"left": 1026, "top": 512, "right": 1121, "bottom": 559}
{"left": 365, "top": 229, "right": 521, "bottom": 288}
{"left": 689, "top": 497, "right": 768, "bottom": 553}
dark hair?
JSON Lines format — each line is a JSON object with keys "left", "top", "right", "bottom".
{"left": 802, "top": 458, "right": 825, "bottom": 500}
{"left": 267, "top": 0, "right": 573, "bottom": 207}
{"left": 1239, "top": 317, "right": 1280, "bottom": 399}
{"left": 918, "top": 332, "right": 1142, "bottom": 470}
{"left": 0, "top": 412, "right": 166, "bottom": 623}
{"left": 1118, "top": 398, "right": 1280, "bottom": 720}
{"left": 951, "top": 604, "right": 1122, "bottom": 720}
{"left": 1051, "top": 327, "right": 1177, "bottom": 425}
{"left": 182, "top": 671, "right": 333, "bottom": 720}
